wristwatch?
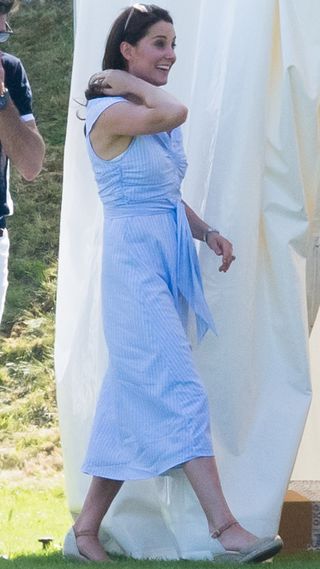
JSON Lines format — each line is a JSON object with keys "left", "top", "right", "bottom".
{"left": 203, "top": 227, "right": 219, "bottom": 243}
{"left": 0, "top": 87, "right": 9, "bottom": 111}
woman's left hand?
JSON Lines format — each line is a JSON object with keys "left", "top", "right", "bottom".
{"left": 206, "top": 233, "right": 236, "bottom": 272}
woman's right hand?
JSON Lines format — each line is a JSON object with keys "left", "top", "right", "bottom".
{"left": 88, "top": 69, "right": 134, "bottom": 97}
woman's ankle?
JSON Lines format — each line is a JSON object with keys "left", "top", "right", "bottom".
{"left": 210, "top": 519, "right": 239, "bottom": 538}
{"left": 73, "top": 520, "right": 100, "bottom": 537}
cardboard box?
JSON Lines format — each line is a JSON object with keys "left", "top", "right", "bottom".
{"left": 280, "top": 481, "right": 320, "bottom": 552}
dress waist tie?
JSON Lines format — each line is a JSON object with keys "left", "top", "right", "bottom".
{"left": 175, "top": 200, "right": 217, "bottom": 342}
{"left": 104, "top": 198, "right": 217, "bottom": 342}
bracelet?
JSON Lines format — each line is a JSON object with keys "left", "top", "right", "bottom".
{"left": 203, "top": 227, "right": 219, "bottom": 243}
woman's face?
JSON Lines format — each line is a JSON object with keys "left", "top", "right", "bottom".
{"left": 123, "top": 20, "right": 176, "bottom": 86}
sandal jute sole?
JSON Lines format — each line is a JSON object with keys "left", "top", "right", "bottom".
{"left": 211, "top": 535, "right": 283, "bottom": 564}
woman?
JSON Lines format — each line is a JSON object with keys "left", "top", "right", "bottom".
{"left": 63, "top": 4, "right": 283, "bottom": 563}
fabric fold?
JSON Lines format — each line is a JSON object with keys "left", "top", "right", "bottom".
{"left": 103, "top": 198, "right": 217, "bottom": 343}
{"left": 175, "top": 200, "right": 217, "bottom": 341}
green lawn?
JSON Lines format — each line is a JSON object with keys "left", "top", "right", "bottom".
{"left": 1, "top": 483, "right": 320, "bottom": 568}
{"left": 5, "top": 556, "right": 320, "bottom": 569}
{"left": 0, "top": 0, "right": 72, "bottom": 485}
{"left": 0, "top": 484, "right": 70, "bottom": 558}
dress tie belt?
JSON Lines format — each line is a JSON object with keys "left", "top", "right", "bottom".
{"left": 104, "top": 198, "right": 217, "bottom": 342}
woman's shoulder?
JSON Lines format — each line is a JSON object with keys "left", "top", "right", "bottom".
{"left": 87, "top": 95, "right": 127, "bottom": 106}
{"left": 87, "top": 95, "right": 129, "bottom": 115}
{"left": 86, "top": 96, "right": 129, "bottom": 135}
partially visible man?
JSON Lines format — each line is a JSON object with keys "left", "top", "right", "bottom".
{"left": 0, "top": 0, "right": 45, "bottom": 323}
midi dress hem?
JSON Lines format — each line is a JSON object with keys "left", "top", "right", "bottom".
{"left": 82, "top": 450, "right": 214, "bottom": 481}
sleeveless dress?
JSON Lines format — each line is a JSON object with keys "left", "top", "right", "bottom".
{"left": 82, "top": 96, "right": 216, "bottom": 480}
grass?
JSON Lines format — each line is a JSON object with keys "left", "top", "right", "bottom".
{"left": 1, "top": 484, "right": 320, "bottom": 568}
{"left": 0, "top": 0, "right": 72, "bottom": 476}
{"left": 4, "top": 557, "right": 320, "bottom": 569}
{"left": 0, "top": 485, "right": 70, "bottom": 558}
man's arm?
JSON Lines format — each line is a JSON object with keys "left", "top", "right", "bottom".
{"left": 0, "top": 55, "right": 45, "bottom": 181}
{"left": 0, "top": 102, "right": 45, "bottom": 180}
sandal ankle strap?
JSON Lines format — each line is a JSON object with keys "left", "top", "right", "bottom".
{"left": 73, "top": 527, "right": 98, "bottom": 538}
{"left": 211, "top": 520, "right": 239, "bottom": 539}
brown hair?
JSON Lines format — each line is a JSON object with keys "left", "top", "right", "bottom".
{"left": 86, "top": 4, "right": 173, "bottom": 100}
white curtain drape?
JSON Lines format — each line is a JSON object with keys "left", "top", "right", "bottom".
{"left": 55, "top": 0, "right": 320, "bottom": 559}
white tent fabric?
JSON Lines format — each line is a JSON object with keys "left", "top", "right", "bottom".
{"left": 55, "top": 0, "right": 320, "bottom": 559}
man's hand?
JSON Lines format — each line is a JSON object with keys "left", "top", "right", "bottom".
{"left": 206, "top": 232, "right": 236, "bottom": 272}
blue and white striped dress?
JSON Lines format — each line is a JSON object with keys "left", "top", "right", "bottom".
{"left": 82, "top": 96, "right": 216, "bottom": 480}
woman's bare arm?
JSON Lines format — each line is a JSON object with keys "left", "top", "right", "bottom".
{"left": 89, "top": 69, "right": 188, "bottom": 136}
{"left": 183, "top": 201, "right": 236, "bottom": 273}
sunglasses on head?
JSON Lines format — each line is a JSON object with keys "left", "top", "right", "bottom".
{"left": 124, "top": 3, "right": 152, "bottom": 33}
{"left": 0, "top": 21, "right": 13, "bottom": 43}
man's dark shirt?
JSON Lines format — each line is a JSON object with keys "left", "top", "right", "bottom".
{"left": 0, "top": 52, "right": 33, "bottom": 228}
